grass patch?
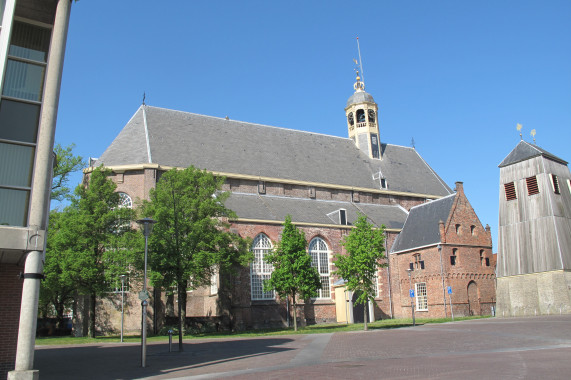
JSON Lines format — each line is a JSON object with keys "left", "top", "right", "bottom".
{"left": 36, "top": 315, "right": 489, "bottom": 346}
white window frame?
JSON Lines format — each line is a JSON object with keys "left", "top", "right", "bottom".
{"left": 210, "top": 269, "right": 218, "bottom": 295}
{"left": 117, "top": 192, "right": 132, "bottom": 208}
{"left": 415, "top": 282, "right": 427, "bottom": 311}
{"left": 372, "top": 272, "right": 379, "bottom": 298}
{"left": 309, "top": 237, "right": 331, "bottom": 299}
{"left": 250, "top": 233, "right": 274, "bottom": 300}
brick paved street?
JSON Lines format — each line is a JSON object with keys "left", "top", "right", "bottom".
{"left": 35, "top": 315, "right": 571, "bottom": 379}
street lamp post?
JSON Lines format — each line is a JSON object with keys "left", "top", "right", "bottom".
{"left": 120, "top": 274, "right": 126, "bottom": 343}
{"left": 136, "top": 217, "right": 156, "bottom": 368}
{"left": 406, "top": 268, "right": 416, "bottom": 326}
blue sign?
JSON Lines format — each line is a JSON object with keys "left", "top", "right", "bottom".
{"left": 409, "top": 289, "right": 415, "bottom": 298}
{"left": 447, "top": 286, "right": 452, "bottom": 294}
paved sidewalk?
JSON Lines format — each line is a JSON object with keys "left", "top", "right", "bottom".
{"left": 35, "top": 315, "right": 571, "bottom": 379}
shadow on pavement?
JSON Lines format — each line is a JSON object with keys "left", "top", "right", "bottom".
{"left": 35, "top": 337, "right": 295, "bottom": 379}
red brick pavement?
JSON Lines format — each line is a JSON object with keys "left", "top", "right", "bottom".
{"left": 34, "top": 315, "right": 571, "bottom": 379}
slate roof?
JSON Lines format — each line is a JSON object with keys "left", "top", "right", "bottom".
{"left": 225, "top": 192, "right": 408, "bottom": 230}
{"left": 390, "top": 193, "right": 456, "bottom": 253}
{"left": 498, "top": 140, "right": 568, "bottom": 168}
{"left": 96, "top": 105, "right": 452, "bottom": 197}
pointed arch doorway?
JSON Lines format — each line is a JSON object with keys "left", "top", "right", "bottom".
{"left": 467, "top": 281, "right": 480, "bottom": 316}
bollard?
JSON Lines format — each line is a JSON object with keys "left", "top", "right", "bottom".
{"left": 168, "top": 330, "right": 173, "bottom": 352}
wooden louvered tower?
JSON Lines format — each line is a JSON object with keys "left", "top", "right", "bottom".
{"left": 497, "top": 140, "right": 571, "bottom": 316}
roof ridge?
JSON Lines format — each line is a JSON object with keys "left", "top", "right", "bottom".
{"left": 408, "top": 192, "right": 456, "bottom": 211}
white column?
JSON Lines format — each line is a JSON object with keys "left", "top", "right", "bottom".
{"left": 9, "top": 1, "right": 72, "bottom": 379}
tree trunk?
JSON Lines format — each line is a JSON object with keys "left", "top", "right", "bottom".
{"left": 292, "top": 294, "right": 297, "bottom": 332}
{"left": 363, "top": 302, "right": 368, "bottom": 331}
{"left": 166, "top": 292, "right": 174, "bottom": 317}
{"left": 178, "top": 283, "right": 186, "bottom": 352}
{"left": 56, "top": 299, "right": 65, "bottom": 330}
{"left": 89, "top": 293, "right": 96, "bottom": 338}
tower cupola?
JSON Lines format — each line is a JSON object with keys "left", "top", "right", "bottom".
{"left": 345, "top": 70, "right": 381, "bottom": 159}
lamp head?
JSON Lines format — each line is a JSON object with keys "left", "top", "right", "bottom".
{"left": 136, "top": 217, "right": 157, "bottom": 237}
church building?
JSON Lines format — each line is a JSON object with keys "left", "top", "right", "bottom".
{"left": 89, "top": 70, "right": 496, "bottom": 332}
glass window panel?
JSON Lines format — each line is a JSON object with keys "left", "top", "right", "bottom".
{"left": 9, "top": 21, "right": 51, "bottom": 62}
{"left": 3, "top": 59, "right": 45, "bottom": 101}
{"left": 0, "top": 187, "right": 29, "bottom": 226}
{"left": 1, "top": 0, "right": 6, "bottom": 26}
{"left": 0, "top": 142, "right": 35, "bottom": 187}
{"left": 0, "top": 99, "right": 40, "bottom": 142}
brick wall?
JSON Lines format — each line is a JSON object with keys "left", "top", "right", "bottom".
{"left": 97, "top": 170, "right": 495, "bottom": 330}
{"left": 390, "top": 185, "right": 496, "bottom": 319}
{"left": 0, "top": 264, "right": 24, "bottom": 380}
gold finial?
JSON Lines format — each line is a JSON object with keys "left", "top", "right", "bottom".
{"left": 516, "top": 123, "right": 522, "bottom": 140}
{"left": 531, "top": 129, "right": 536, "bottom": 144}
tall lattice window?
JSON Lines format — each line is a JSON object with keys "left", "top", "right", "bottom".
{"left": 415, "top": 282, "right": 427, "bottom": 311}
{"left": 309, "top": 237, "right": 330, "bottom": 298}
{"left": 250, "top": 234, "right": 274, "bottom": 300}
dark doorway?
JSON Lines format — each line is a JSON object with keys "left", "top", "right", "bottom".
{"left": 352, "top": 291, "right": 366, "bottom": 323}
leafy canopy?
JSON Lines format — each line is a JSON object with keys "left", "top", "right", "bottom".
{"left": 264, "top": 215, "right": 321, "bottom": 302}
{"left": 51, "top": 143, "right": 85, "bottom": 202}
{"left": 334, "top": 214, "right": 386, "bottom": 306}
{"left": 142, "top": 166, "right": 250, "bottom": 291}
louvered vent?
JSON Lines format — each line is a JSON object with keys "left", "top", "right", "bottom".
{"left": 504, "top": 182, "right": 516, "bottom": 201}
{"left": 526, "top": 176, "right": 539, "bottom": 195}
{"left": 552, "top": 174, "right": 560, "bottom": 194}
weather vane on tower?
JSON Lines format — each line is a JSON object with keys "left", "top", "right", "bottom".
{"left": 353, "top": 37, "right": 365, "bottom": 92}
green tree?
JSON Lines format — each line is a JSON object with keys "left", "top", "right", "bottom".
{"left": 51, "top": 143, "right": 85, "bottom": 202}
{"left": 39, "top": 209, "right": 76, "bottom": 330}
{"left": 264, "top": 215, "right": 321, "bottom": 331}
{"left": 334, "top": 214, "right": 386, "bottom": 331}
{"left": 43, "top": 167, "right": 137, "bottom": 337}
{"left": 141, "top": 166, "right": 250, "bottom": 350}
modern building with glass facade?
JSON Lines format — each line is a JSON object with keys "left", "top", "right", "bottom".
{"left": 0, "top": 1, "right": 71, "bottom": 379}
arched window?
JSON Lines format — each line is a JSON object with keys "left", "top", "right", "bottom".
{"left": 250, "top": 234, "right": 274, "bottom": 300}
{"left": 356, "top": 109, "right": 365, "bottom": 123}
{"left": 309, "top": 237, "right": 330, "bottom": 298}
{"left": 118, "top": 192, "right": 132, "bottom": 208}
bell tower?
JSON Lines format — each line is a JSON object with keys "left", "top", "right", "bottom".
{"left": 345, "top": 70, "right": 381, "bottom": 159}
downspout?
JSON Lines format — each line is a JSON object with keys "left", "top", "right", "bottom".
{"left": 385, "top": 236, "right": 393, "bottom": 319}
{"left": 439, "top": 243, "right": 447, "bottom": 318}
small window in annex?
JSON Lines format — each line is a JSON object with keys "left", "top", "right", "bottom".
{"left": 526, "top": 176, "right": 539, "bottom": 196}
{"left": 415, "top": 282, "right": 428, "bottom": 311}
{"left": 551, "top": 174, "right": 560, "bottom": 194}
{"left": 309, "top": 237, "right": 330, "bottom": 298}
{"left": 455, "top": 224, "right": 461, "bottom": 234}
{"left": 250, "top": 234, "right": 274, "bottom": 300}
{"left": 471, "top": 225, "right": 476, "bottom": 235}
{"left": 450, "top": 248, "right": 457, "bottom": 266}
{"left": 504, "top": 182, "right": 517, "bottom": 201}
{"left": 413, "top": 253, "right": 424, "bottom": 270}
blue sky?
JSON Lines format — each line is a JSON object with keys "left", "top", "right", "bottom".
{"left": 55, "top": 0, "right": 571, "bottom": 251}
